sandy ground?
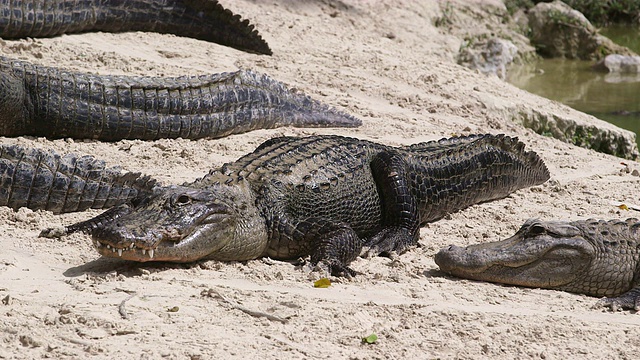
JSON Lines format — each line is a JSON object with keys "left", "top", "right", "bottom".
{"left": 2, "top": 1, "right": 640, "bottom": 359}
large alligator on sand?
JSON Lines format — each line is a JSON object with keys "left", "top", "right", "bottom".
{"left": 0, "top": 56, "right": 360, "bottom": 140}
{"left": 435, "top": 218, "right": 640, "bottom": 311}
{"left": 0, "top": 0, "right": 272, "bottom": 55}
{"left": 35, "top": 134, "right": 550, "bottom": 275}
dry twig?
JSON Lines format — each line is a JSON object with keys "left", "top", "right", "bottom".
{"left": 202, "top": 288, "right": 288, "bottom": 324}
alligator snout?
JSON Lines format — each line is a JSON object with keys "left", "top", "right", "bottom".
{"left": 91, "top": 223, "right": 184, "bottom": 261}
{"left": 434, "top": 244, "right": 467, "bottom": 272}
{"left": 92, "top": 222, "right": 166, "bottom": 248}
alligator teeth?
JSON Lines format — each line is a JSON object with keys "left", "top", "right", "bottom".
{"left": 142, "top": 249, "right": 146, "bottom": 255}
{"left": 95, "top": 241, "right": 101, "bottom": 248}
{"left": 106, "top": 244, "right": 111, "bottom": 249}
{"left": 118, "top": 248, "right": 123, "bottom": 257}
{"left": 129, "top": 243, "right": 135, "bottom": 250}
{"left": 112, "top": 247, "right": 116, "bottom": 253}
{"left": 149, "top": 249, "right": 154, "bottom": 259}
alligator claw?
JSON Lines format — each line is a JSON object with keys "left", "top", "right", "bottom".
{"left": 363, "top": 227, "right": 417, "bottom": 257}
{"left": 596, "top": 291, "right": 640, "bottom": 311}
{"left": 330, "top": 263, "right": 359, "bottom": 278}
{"left": 39, "top": 226, "right": 68, "bottom": 238}
{"left": 311, "top": 260, "right": 358, "bottom": 278}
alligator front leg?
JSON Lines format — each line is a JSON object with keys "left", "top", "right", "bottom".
{"left": 363, "top": 151, "right": 420, "bottom": 257}
{"left": 271, "top": 216, "right": 363, "bottom": 276}
{"left": 597, "top": 287, "right": 640, "bottom": 311}
{"left": 308, "top": 221, "right": 363, "bottom": 277}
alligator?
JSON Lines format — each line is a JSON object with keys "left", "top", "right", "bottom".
{"left": 0, "top": 0, "right": 272, "bottom": 55}
{"left": 0, "top": 56, "right": 360, "bottom": 140}
{"left": 435, "top": 218, "right": 640, "bottom": 311}
{"left": 35, "top": 134, "right": 550, "bottom": 275}
{"left": 0, "top": 144, "right": 156, "bottom": 214}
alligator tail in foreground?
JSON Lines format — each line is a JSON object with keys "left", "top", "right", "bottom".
{"left": 0, "top": 145, "right": 156, "bottom": 214}
{"left": 0, "top": 56, "right": 360, "bottom": 140}
{"left": 59, "top": 134, "right": 550, "bottom": 275}
{"left": 0, "top": 0, "right": 271, "bottom": 55}
{"left": 435, "top": 218, "right": 640, "bottom": 311}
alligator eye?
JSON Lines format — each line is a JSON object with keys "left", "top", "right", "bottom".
{"left": 176, "top": 194, "right": 191, "bottom": 204}
{"left": 529, "top": 224, "right": 545, "bottom": 235}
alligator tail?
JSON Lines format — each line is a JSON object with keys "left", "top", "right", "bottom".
{"left": 0, "top": 145, "right": 158, "bottom": 214}
{"left": 407, "top": 134, "right": 550, "bottom": 223}
{"left": 0, "top": 0, "right": 271, "bottom": 55}
{"left": 226, "top": 71, "right": 362, "bottom": 131}
{"left": 0, "top": 60, "right": 361, "bottom": 140}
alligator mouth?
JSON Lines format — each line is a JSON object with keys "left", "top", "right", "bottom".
{"left": 436, "top": 244, "right": 549, "bottom": 275}
{"left": 436, "top": 240, "right": 594, "bottom": 288}
{"left": 92, "top": 212, "right": 233, "bottom": 262}
{"left": 94, "top": 239, "right": 160, "bottom": 260}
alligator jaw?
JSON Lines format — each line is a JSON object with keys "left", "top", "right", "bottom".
{"left": 90, "top": 186, "right": 238, "bottom": 262}
{"left": 93, "top": 214, "right": 235, "bottom": 262}
{"left": 435, "top": 220, "right": 595, "bottom": 289}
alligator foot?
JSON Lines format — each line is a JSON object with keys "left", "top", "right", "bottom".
{"left": 311, "top": 260, "right": 358, "bottom": 278}
{"left": 595, "top": 288, "right": 640, "bottom": 311}
{"left": 39, "top": 226, "right": 68, "bottom": 238}
{"left": 362, "top": 227, "right": 417, "bottom": 257}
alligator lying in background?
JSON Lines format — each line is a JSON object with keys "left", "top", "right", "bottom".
{"left": 435, "top": 218, "right": 640, "bottom": 311}
{"left": 0, "top": 145, "right": 157, "bottom": 214}
{"left": 33, "top": 134, "right": 550, "bottom": 275}
{"left": 0, "top": 1, "right": 362, "bottom": 140}
{"left": 0, "top": 0, "right": 272, "bottom": 55}
{"left": 0, "top": 56, "right": 360, "bottom": 140}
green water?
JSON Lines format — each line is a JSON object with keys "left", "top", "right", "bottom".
{"left": 507, "top": 25, "right": 640, "bottom": 144}
{"left": 601, "top": 25, "right": 640, "bottom": 52}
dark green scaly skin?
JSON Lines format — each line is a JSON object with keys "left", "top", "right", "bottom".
{"left": 79, "top": 134, "right": 550, "bottom": 275}
{"left": 0, "top": 0, "right": 272, "bottom": 55}
{"left": 0, "top": 56, "right": 360, "bottom": 140}
{"left": 435, "top": 218, "right": 640, "bottom": 311}
{"left": 0, "top": 144, "right": 156, "bottom": 214}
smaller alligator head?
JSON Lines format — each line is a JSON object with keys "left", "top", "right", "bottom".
{"left": 434, "top": 219, "right": 639, "bottom": 297}
{"left": 91, "top": 182, "right": 268, "bottom": 262}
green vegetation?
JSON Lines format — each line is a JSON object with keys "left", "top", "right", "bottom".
{"left": 558, "top": 0, "right": 640, "bottom": 25}
{"left": 362, "top": 334, "right": 379, "bottom": 344}
{"left": 434, "top": 1, "right": 455, "bottom": 27}
{"left": 547, "top": 8, "right": 586, "bottom": 26}
{"left": 505, "top": 0, "right": 640, "bottom": 25}
{"left": 505, "top": 0, "right": 534, "bottom": 15}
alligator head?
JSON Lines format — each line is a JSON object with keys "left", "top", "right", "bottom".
{"left": 434, "top": 219, "right": 619, "bottom": 296}
{"left": 90, "top": 183, "right": 268, "bottom": 262}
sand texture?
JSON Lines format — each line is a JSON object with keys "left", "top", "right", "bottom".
{"left": 1, "top": 1, "right": 640, "bottom": 359}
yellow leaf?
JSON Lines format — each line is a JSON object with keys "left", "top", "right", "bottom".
{"left": 313, "top": 278, "right": 331, "bottom": 288}
{"left": 619, "top": 204, "right": 630, "bottom": 211}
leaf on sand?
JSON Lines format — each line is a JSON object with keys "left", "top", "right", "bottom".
{"left": 619, "top": 204, "right": 630, "bottom": 210}
{"left": 362, "top": 333, "right": 378, "bottom": 344}
{"left": 313, "top": 278, "right": 331, "bottom": 288}
{"left": 167, "top": 306, "right": 179, "bottom": 312}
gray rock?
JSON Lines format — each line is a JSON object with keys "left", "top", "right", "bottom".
{"left": 593, "top": 54, "right": 640, "bottom": 73}
{"left": 457, "top": 37, "right": 518, "bottom": 79}
{"left": 528, "top": 1, "right": 634, "bottom": 60}
{"left": 515, "top": 106, "right": 638, "bottom": 159}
